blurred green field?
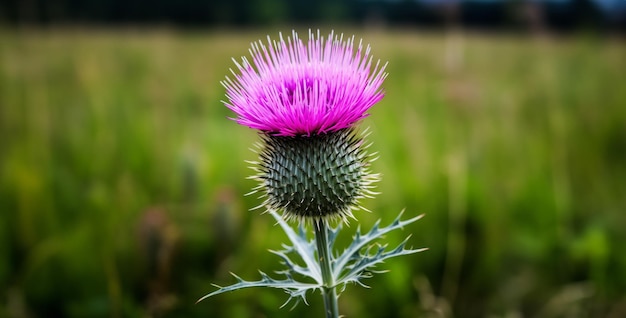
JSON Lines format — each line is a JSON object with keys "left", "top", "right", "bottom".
{"left": 1, "top": 28, "right": 625, "bottom": 317}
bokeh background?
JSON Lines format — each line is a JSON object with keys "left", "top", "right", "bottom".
{"left": 1, "top": 1, "right": 625, "bottom": 317}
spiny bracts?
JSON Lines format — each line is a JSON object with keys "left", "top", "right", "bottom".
{"left": 249, "top": 128, "right": 379, "bottom": 222}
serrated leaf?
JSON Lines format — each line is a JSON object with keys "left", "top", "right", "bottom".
{"left": 337, "top": 236, "right": 428, "bottom": 285}
{"left": 198, "top": 209, "right": 426, "bottom": 311}
{"left": 268, "top": 209, "right": 323, "bottom": 284}
{"left": 197, "top": 271, "right": 319, "bottom": 307}
{"left": 332, "top": 211, "right": 424, "bottom": 278}
{"left": 269, "top": 248, "right": 319, "bottom": 281}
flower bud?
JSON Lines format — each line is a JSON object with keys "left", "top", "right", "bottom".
{"left": 253, "top": 128, "right": 378, "bottom": 222}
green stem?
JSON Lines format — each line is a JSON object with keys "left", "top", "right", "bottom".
{"left": 314, "top": 219, "right": 339, "bottom": 318}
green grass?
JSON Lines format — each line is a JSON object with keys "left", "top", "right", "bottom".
{"left": 1, "top": 28, "right": 625, "bottom": 317}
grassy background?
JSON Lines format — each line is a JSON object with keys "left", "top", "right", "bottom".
{"left": 1, "top": 28, "right": 625, "bottom": 317}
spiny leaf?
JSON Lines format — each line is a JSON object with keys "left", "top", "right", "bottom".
{"left": 197, "top": 271, "right": 319, "bottom": 307}
{"left": 199, "top": 209, "right": 426, "bottom": 311}
{"left": 268, "top": 209, "right": 323, "bottom": 284}
{"left": 270, "top": 248, "right": 319, "bottom": 281}
{"left": 332, "top": 211, "right": 424, "bottom": 278}
{"left": 337, "top": 236, "right": 428, "bottom": 285}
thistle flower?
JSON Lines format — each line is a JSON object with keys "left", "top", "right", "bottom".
{"left": 200, "top": 31, "right": 426, "bottom": 316}
{"left": 222, "top": 30, "right": 388, "bottom": 222}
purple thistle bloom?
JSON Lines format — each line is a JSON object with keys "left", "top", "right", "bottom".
{"left": 223, "top": 30, "right": 387, "bottom": 136}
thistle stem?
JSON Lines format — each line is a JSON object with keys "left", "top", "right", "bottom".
{"left": 314, "top": 219, "right": 339, "bottom": 318}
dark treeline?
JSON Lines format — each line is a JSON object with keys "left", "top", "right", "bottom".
{"left": 1, "top": 0, "right": 624, "bottom": 30}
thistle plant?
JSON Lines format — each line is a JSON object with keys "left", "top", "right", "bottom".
{"left": 199, "top": 30, "right": 426, "bottom": 317}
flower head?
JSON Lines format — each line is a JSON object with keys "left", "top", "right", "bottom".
{"left": 223, "top": 30, "right": 387, "bottom": 136}
{"left": 225, "top": 30, "right": 386, "bottom": 223}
